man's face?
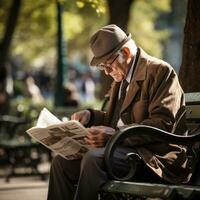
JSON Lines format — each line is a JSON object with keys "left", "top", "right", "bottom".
{"left": 97, "top": 52, "right": 129, "bottom": 82}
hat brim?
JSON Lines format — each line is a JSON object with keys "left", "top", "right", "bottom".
{"left": 90, "top": 33, "right": 131, "bottom": 66}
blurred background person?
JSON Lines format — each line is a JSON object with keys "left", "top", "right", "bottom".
{"left": 26, "top": 76, "right": 44, "bottom": 104}
{"left": 63, "top": 82, "right": 80, "bottom": 107}
{"left": 76, "top": 71, "right": 95, "bottom": 104}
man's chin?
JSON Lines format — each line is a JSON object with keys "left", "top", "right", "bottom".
{"left": 113, "top": 78, "right": 121, "bottom": 82}
{"left": 113, "top": 76, "right": 124, "bottom": 82}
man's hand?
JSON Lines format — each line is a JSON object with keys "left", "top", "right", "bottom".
{"left": 71, "top": 110, "right": 91, "bottom": 125}
{"left": 85, "top": 126, "right": 116, "bottom": 148}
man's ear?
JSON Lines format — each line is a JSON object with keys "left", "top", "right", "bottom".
{"left": 121, "top": 47, "right": 131, "bottom": 59}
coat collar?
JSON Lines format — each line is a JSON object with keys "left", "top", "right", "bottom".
{"left": 121, "top": 47, "right": 149, "bottom": 112}
{"left": 108, "top": 47, "right": 150, "bottom": 115}
{"left": 133, "top": 47, "right": 149, "bottom": 81}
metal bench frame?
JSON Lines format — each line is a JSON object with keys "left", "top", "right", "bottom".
{"left": 102, "top": 92, "right": 200, "bottom": 199}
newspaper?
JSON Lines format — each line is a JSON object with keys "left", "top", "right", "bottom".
{"left": 26, "top": 108, "right": 90, "bottom": 160}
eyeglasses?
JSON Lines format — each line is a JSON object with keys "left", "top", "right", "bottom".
{"left": 96, "top": 54, "right": 119, "bottom": 70}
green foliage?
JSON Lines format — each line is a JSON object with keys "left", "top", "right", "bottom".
{"left": 129, "top": 0, "right": 171, "bottom": 58}
{"left": 0, "top": 0, "right": 107, "bottom": 67}
{"left": 0, "top": 0, "right": 176, "bottom": 69}
{"left": 13, "top": 80, "right": 27, "bottom": 97}
{"left": 10, "top": 95, "right": 53, "bottom": 122}
{"left": 12, "top": 0, "right": 57, "bottom": 64}
{"left": 76, "top": 0, "right": 106, "bottom": 15}
{"left": 0, "top": 0, "right": 12, "bottom": 40}
{"left": 62, "top": 0, "right": 107, "bottom": 57}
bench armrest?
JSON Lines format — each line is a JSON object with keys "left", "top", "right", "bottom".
{"left": 105, "top": 124, "right": 200, "bottom": 181}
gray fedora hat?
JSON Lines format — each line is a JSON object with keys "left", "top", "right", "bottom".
{"left": 89, "top": 24, "right": 131, "bottom": 66}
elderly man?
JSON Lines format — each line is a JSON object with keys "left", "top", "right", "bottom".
{"left": 47, "top": 24, "right": 193, "bottom": 200}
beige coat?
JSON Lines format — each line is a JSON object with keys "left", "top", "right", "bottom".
{"left": 90, "top": 48, "right": 193, "bottom": 184}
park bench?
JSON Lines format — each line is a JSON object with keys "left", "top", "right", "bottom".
{"left": 0, "top": 103, "right": 82, "bottom": 182}
{"left": 102, "top": 92, "right": 200, "bottom": 199}
{"left": 0, "top": 113, "right": 50, "bottom": 182}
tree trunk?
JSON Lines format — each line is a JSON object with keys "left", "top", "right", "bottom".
{"left": 179, "top": 0, "right": 200, "bottom": 92}
{"left": 99, "top": 0, "right": 134, "bottom": 99}
{"left": 0, "top": 0, "right": 22, "bottom": 87}
{"left": 107, "top": 0, "right": 134, "bottom": 32}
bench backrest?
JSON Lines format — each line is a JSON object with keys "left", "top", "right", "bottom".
{"left": 185, "top": 92, "right": 200, "bottom": 121}
{"left": 185, "top": 93, "right": 200, "bottom": 185}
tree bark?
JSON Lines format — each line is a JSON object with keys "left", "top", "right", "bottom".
{"left": 107, "top": 0, "right": 134, "bottom": 32}
{"left": 99, "top": 0, "right": 134, "bottom": 99}
{"left": 179, "top": 0, "right": 200, "bottom": 92}
{"left": 0, "top": 0, "right": 22, "bottom": 87}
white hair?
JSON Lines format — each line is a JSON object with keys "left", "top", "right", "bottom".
{"left": 121, "top": 39, "right": 137, "bottom": 55}
{"left": 117, "top": 39, "right": 137, "bottom": 64}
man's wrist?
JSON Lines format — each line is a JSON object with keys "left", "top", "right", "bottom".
{"left": 85, "top": 108, "right": 94, "bottom": 127}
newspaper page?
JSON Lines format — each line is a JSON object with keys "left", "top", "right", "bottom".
{"left": 26, "top": 108, "right": 90, "bottom": 160}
